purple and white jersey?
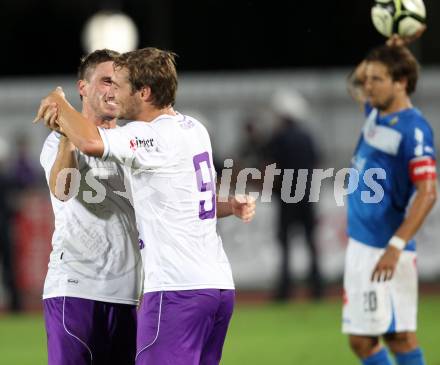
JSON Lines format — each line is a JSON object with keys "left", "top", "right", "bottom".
{"left": 99, "top": 113, "right": 235, "bottom": 293}
{"left": 40, "top": 131, "right": 142, "bottom": 305}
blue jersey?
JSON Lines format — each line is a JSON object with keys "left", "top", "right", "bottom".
{"left": 347, "top": 104, "right": 436, "bottom": 250}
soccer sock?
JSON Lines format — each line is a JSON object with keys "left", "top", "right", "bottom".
{"left": 395, "top": 348, "right": 425, "bottom": 365}
{"left": 361, "top": 348, "right": 392, "bottom": 365}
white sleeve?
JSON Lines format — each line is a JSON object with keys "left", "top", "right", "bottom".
{"left": 98, "top": 123, "right": 169, "bottom": 170}
{"left": 39, "top": 132, "right": 62, "bottom": 182}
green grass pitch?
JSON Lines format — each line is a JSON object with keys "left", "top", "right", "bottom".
{"left": 0, "top": 295, "right": 439, "bottom": 364}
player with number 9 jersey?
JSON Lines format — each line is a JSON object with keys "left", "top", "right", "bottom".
{"left": 99, "top": 108, "right": 235, "bottom": 365}
{"left": 99, "top": 113, "right": 234, "bottom": 293}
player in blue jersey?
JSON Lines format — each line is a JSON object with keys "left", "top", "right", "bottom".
{"left": 343, "top": 38, "right": 437, "bottom": 365}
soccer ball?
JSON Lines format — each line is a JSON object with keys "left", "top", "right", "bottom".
{"left": 371, "top": 0, "right": 426, "bottom": 37}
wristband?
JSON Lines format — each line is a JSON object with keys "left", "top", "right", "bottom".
{"left": 388, "top": 235, "right": 406, "bottom": 250}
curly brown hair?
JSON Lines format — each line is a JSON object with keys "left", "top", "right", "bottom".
{"left": 365, "top": 45, "right": 419, "bottom": 95}
{"left": 115, "top": 47, "right": 178, "bottom": 109}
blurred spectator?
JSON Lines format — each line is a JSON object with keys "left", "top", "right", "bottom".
{"left": 10, "top": 133, "right": 39, "bottom": 189}
{"left": 265, "top": 90, "right": 323, "bottom": 301}
{"left": 231, "top": 116, "right": 269, "bottom": 197}
{"left": 0, "top": 137, "right": 21, "bottom": 311}
{"left": 239, "top": 117, "right": 267, "bottom": 169}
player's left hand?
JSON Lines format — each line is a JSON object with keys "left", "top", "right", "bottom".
{"left": 371, "top": 246, "right": 401, "bottom": 282}
{"left": 33, "top": 87, "right": 66, "bottom": 131}
{"left": 231, "top": 194, "right": 256, "bottom": 223}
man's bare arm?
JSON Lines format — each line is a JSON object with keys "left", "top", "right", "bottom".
{"left": 393, "top": 179, "right": 437, "bottom": 242}
{"left": 347, "top": 60, "right": 367, "bottom": 108}
{"left": 49, "top": 136, "right": 79, "bottom": 201}
{"left": 35, "top": 88, "right": 104, "bottom": 157}
{"left": 372, "top": 179, "right": 437, "bottom": 282}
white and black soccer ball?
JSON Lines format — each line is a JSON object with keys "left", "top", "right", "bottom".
{"left": 371, "top": 0, "right": 426, "bottom": 37}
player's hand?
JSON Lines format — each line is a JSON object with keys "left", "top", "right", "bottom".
{"left": 230, "top": 194, "right": 256, "bottom": 223}
{"left": 371, "top": 246, "right": 401, "bottom": 282}
{"left": 386, "top": 25, "right": 426, "bottom": 47}
{"left": 42, "top": 102, "right": 60, "bottom": 129}
{"left": 37, "top": 103, "right": 66, "bottom": 135}
{"left": 33, "top": 87, "right": 66, "bottom": 126}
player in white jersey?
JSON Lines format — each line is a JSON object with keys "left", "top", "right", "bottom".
{"left": 343, "top": 33, "right": 436, "bottom": 365}
{"left": 36, "top": 47, "right": 255, "bottom": 365}
{"left": 40, "top": 49, "right": 142, "bottom": 365}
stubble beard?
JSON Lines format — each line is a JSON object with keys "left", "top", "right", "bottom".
{"left": 118, "top": 97, "right": 141, "bottom": 121}
{"left": 372, "top": 94, "right": 394, "bottom": 112}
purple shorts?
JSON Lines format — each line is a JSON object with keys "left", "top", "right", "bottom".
{"left": 43, "top": 296, "right": 137, "bottom": 365}
{"left": 136, "top": 289, "right": 235, "bottom": 365}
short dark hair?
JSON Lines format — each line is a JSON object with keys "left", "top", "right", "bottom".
{"left": 77, "top": 49, "right": 120, "bottom": 81}
{"left": 114, "top": 47, "right": 178, "bottom": 109}
{"left": 365, "top": 45, "right": 419, "bottom": 94}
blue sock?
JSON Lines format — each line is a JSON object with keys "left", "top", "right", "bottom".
{"left": 362, "top": 348, "right": 392, "bottom": 365}
{"left": 395, "top": 348, "right": 425, "bottom": 365}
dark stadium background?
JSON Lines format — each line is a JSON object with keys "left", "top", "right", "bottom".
{"left": 1, "top": 0, "right": 440, "bottom": 76}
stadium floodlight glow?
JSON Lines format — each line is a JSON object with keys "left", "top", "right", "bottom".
{"left": 82, "top": 11, "right": 139, "bottom": 53}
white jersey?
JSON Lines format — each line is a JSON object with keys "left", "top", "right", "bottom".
{"left": 40, "top": 131, "right": 142, "bottom": 305}
{"left": 99, "top": 113, "right": 234, "bottom": 293}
